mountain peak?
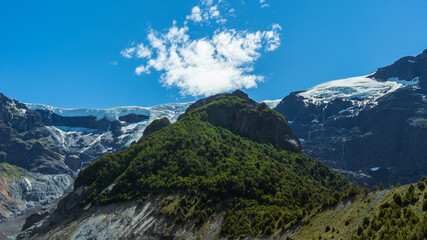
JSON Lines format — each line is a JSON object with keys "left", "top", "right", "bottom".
{"left": 370, "top": 49, "right": 427, "bottom": 89}
{"left": 181, "top": 90, "right": 301, "bottom": 152}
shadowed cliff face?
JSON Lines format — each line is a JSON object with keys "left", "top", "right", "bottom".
{"left": 0, "top": 93, "right": 72, "bottom": 175}
{"left": 371, "top": 49, "right": 427, "bottom": 90}
{"left": 142, "top": 117, "right": 171, "bottom": 138}
{"left": 275, "top": 50, "right": 427, "bottom": 186}
{"left": 181, "top": 90, "right": 301, "bottom": 153}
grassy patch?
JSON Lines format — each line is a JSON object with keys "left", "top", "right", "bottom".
{"left": 0, "top": 162, "right": 25, "bottom": 180}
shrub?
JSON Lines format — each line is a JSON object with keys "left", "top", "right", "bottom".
{"left": 363, "top": 216, "right": 370, "bottom": 228}
{"left": 357, "top": 226, "right": 363, "bottom": 236}
{"left": 393, "top": 193, "right": 403, "bottom": 206}
{"left": 418, "top": 181, "right": 425, "bottom": 191}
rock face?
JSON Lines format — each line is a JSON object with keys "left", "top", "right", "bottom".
{"left": 371, "top": 49, "right": 427, "bottom": 89}
{"left": 0, "top": 93, "right": 71, "bottom": 175}
{"left": 274, "top": 49, "right": 427, "bottom": 186}
{"left": 18, "top": 196, "right": 224, "bottom": 240}
{"left": 181, "top": 90, "right": 301, "bottom": 153}
{"left": 142, "top": 117, "right": 171, "bottom": 137}
{"left": 0, "top": 164, "right": 73, "bottom": 222}
{"left": 64, "top": 155, "right": 82, "bottom": 172}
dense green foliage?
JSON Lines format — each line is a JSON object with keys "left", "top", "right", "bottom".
{"left": 352, "top": 179, "right": 427, "bottom": 240}
{"left": 0, "top": 162, "right": 24, "bottom": 179}
{"left": 75, "top": 95, "right": 353, "bottom": 237}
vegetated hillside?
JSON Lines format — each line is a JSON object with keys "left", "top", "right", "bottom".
{"left": 294, "top": 178, "right": 427, "bottom": 240}
{"left": 20, "top": 91, "right": 355, "bottom": 239}
{"left": 75, "top": 91, "right": 353, "bottom": 237}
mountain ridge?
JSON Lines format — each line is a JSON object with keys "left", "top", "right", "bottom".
{"left": 274, "top": 49, "right": 427, "bottom": 186}
{"left": 18, "top": 90, "right": 353, "bottom": 239}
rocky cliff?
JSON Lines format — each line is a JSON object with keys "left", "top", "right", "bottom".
{"left": 274, "top": 49, "right": 427, "bottom": 186}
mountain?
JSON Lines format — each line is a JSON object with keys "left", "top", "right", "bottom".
{"left": 274, "top": 49, "right": 427, "bottom": 186}
{"left": 17, "top": 90, "right": 354, "bottom": 239}
{"left": 25, "top": 101, "right": 192, "bottom": 169}
{"left": 0, "top": 91, "right": 284, "bottom": 224}
{"left": 0, "top": 93, "right": 75, "bottom": 222}
{"left": 0, "top": 92, "right": 192, "bottom": 222}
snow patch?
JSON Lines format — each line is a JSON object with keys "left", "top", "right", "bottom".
{"left": 25, "top": 102, "right": 192, "bottom": 121}
{"left": 261, "top": 99, "right": 281, "bottom": 109}
{"left": 287, "top": 139, "right": 299, "bottom": 147}
{"left": 370, "top": 167, "right": 380, "bottom": 171}
{"left": 387, "top": 76, "right": 419, "bottom": 86}
{"left": 23, "top": 177, "right": 32, "bottom": 191}
{"left": 297, "top": 75, "right": 419, "bottom": 104}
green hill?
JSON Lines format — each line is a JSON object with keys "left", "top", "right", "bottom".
{"left": 74, "top": 91, "right": 354, "bottom": 237}
{"left": 294, "top": 178, "right": 427, "bottom": 240}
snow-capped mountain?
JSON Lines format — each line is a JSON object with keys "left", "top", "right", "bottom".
{"left": 25, "top": 102, "right": 193, "bottom": 169}
{"left": 274, "top": 49, "right": 427, "bottom": 186}
{"left": 0, "top": 94, "right": 192, "bottom": 222}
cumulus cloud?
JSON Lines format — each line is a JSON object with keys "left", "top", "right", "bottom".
{"left": 121, "top": 0, "right": 282, "bottom": 97}
{"left": 120, "top": 47, "right": 135, "bottom": 59}
{"left": 260, "top": 0, "right": 269, "bottom": 8}
{"left": 185, "top": 0, "right": 227, "bottom": 24}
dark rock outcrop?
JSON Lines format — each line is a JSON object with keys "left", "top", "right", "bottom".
{"left": 142, "top": 117, "right": 171, "bottom": 137}
{"left": 119, "top": 113, "right": 149, "bottom": 123}
{"left": 370, "top": 49, "right": 427, "bottom": 90}
{"left": 181, "top": 90, "right": 301, "bottom": 153}
{"left": 0, "top": 93, "right": 71, "bottom": 175}
{"left": 64, "top": 155, "right": 82, "bottom": 172}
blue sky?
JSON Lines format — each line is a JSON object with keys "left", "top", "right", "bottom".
{"left": 1, "top": 0, "right": 427, "bottom": 108}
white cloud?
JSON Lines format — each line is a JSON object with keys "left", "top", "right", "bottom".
{"left": 185, "top": 0, "right": 226, "bottom": 24}
{"left": 135, "top": 65, "right": 149, "bottom": 75}
{"left": 260, "top": 0, "right": 269, "bottom": 8}
{"left": 120, "top": 47, "right": 135, "bottom": 58}
{"left": 123, "top": 24, "right": 281, "bottom": 96}
{"left": 136, "top": 44, "right": 152, "bottom": 58}
{"left": 121, "top": 0, "right": 282, "bottom": 97}
{"left": 187, "top": 6, "right": 203, "bottom": 22}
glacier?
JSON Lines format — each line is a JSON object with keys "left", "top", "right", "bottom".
{"left": 297, "top": 75, "right": 419, "bottom": 104}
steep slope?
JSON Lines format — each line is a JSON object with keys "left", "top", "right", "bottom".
{"left": 0, "top": 92, "right": 192, "bottom": 223}
{"left": 18, "top": 91, "right": 353, "bottom": 239}
{"left": 294, "top": 178, "right": 427, "bottom": 239}
{"left": 0, "top": 163, "right": 73, "bottom": 222}
{"left": 0, "top": 94, "right": 76, "bottom": 222}
{"left": 274, "top": 49, "right": 427, "bottom": 186}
